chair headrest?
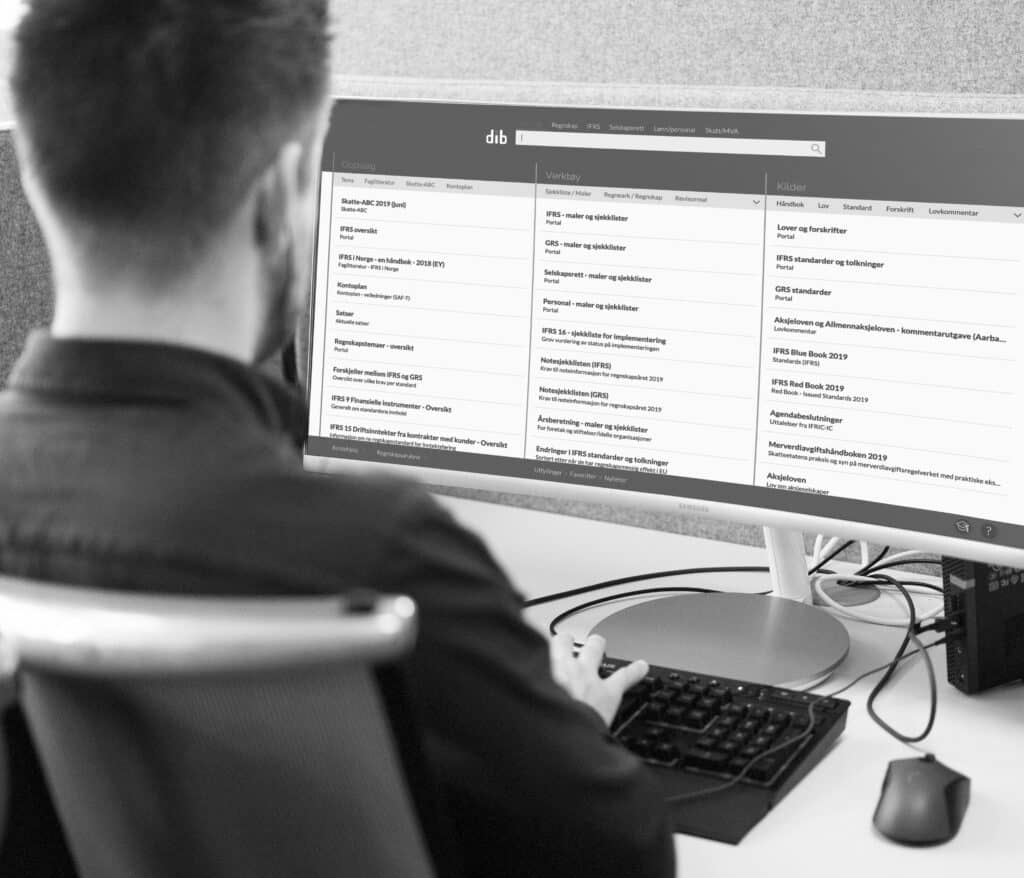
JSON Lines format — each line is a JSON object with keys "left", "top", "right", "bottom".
{"left": 0, "top": 575, "right": 417, "bottom": 678}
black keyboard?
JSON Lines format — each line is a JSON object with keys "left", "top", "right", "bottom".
{"left": 601, "top": 657, "right": 849, "bottom": 844}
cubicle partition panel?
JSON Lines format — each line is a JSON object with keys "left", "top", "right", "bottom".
{"left": 0, "top": 127, "right": 52, "bottom": 386}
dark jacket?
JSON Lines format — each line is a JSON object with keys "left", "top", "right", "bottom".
{"left": 0, "top": 331, "right": 674, "bottom": 878}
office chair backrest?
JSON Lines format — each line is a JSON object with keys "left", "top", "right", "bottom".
{"left": 0, "top": 575, "right": 436, "bottom": 878}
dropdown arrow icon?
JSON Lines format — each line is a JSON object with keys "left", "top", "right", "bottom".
{"left": 1015, "top": 212, "right": 1022, "bottom": 218}
{"left": 754, "top": 199, "right": 761, "bottom": 205}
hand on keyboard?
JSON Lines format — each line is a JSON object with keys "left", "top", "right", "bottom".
{"left": 548, "top": 631, "right": 649, "bottom": 726}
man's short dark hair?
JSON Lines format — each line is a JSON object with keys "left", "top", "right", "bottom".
{"left": 11, "top": 0, "right": 330, "bottom": 270}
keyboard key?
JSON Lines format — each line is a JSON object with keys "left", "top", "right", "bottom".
{"left": 683, "top": 709, "right": 710, "bottom": 728}
{"left": 739, "top": 719, "right": 760, "bottom": 734}
{"left": 684, "top": 748, "right": 729, "bottom": 771}
{"left": 726, "top": 756, "right": 750, "bottom": 774}
{"left": 653, "top": 742, "right": 679, "bottom": 762}
{"left": 747, "top": 756, "right": 783, "bottom": 782}
{"left": 697, "top": 697, "right": 721, "bottom": 712}
{"left": 762, "top": 723, "right": 783, "bottom": 738}
{"left": 708, "top": 727, "right": 728, "bottom": 741}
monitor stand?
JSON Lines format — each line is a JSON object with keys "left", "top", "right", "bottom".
{"left": 591, "top": 527, "right": 850, "bottom": 689}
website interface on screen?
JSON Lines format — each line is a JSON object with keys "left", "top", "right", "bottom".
{"left": 306, "top": 101, "right": 1024, "bottom": 548}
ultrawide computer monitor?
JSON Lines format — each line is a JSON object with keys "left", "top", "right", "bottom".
{"left": 303, "top": 98, "right": 1024, "bottom": 682}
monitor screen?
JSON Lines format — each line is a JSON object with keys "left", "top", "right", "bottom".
{"left": 304, "top": 99, "right": 1024, "bottom": 566}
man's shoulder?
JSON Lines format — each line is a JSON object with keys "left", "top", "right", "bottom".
{"left": 207, "top": 463, "right": 520, "bottom": 606}
{"left": 236, "top": 463, "right": 433, "bottom": 518}
{"left": 193, "top": 458, "right": 442, "bottom": 549}
{"left": 183, "top": 462, "right": 454, "bottom": 588}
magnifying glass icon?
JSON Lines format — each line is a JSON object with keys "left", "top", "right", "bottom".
{"left": 810, "top": 143, "right": 823, "bottom": 155}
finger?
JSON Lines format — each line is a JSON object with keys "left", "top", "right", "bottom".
{"left": 576, "top": 634, "right": 607, "bottom": 675}
{"left": 604, "top": 660, "right": 649, "bottom": 697}
{"left": 549, "top": 630, "right": 575, "bottom": 668}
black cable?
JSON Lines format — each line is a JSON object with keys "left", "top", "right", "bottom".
{"left": 817, "top": 548, "right": 944, "bottom": 595}
{"left": 862, "top": 557, "right": 942, "bottom": 572}
{"left": 878, "top": 577, "right": 943, "bottom": 594}
{"left": 831, "top": 573, "right": 944, "bottom": 596}
{"left": 547, "top": 586, "right": 724, "bottom": 638}
{"left": 531, "top": 540, "right": 851, "bottom": 629}
{"left": 521, "top": 566, "right": 769, "bottom": 609}
{"left": 863, "top": 574, "right": 939, "bottom": 744}
{"left": 860, "top": 557, "right": 944, "bottom": 583}
{"left": 861, "top": 544, "right": 890, "bottom": 575}
{"left": 845, "top": 574, "right": 944, "bottom": 596}
{"left": 917, "top": 615, "right": 961, "bottom": 635}
{"left": 807, "top": 540, "right": 855, "bottom": 575}
{"left": 665, "top": 636, "right": 947, "bottom": 803}
{"left": 532, "top": 538, "right": 855, "bottom": 626}
{"left": 819, "top": 637, "right": 946, "bottom": 700}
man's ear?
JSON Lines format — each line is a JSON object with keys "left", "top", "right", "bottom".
{"left": 253, "top": 141, "right": 305, "bottom": 256}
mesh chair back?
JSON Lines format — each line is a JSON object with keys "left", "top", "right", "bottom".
{"left": 0, "top": 577, "right": 436, "bottom": 878}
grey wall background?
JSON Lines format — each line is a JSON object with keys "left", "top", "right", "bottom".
{"left": 0, "top": 128, "right": 51, "bottom": 382}
{"left": 329, "top": 0, "right": 1024, "bottom": 95}
{"left": 3, "top": 0, "right": 1023, "bottom": 554}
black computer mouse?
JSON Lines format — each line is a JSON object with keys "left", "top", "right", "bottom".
{"left": 872, "top": 754, "right": 970, "bottom": 845}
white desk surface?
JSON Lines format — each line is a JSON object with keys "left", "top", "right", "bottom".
{"left": 436, "top": 494, "right": 1024, "bottom": 877}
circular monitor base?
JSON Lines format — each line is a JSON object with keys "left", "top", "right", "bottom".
{"left": 592, "top": 593, "right": 850, "bottom": 690}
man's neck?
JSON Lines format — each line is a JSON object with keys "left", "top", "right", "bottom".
{"left": 51, "top": 298, "right": 251, "bottom": 362}
{"left": 49, "top": 252, "right": 261, "bottom": 364}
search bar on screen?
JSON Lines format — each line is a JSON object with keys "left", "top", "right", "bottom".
{"left": 515, "top": 130, "right": 827, "bottom": 158}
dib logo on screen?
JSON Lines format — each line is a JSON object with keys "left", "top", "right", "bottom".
{"left": 485, "top": 128, "right": 508, "bottom": 145}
